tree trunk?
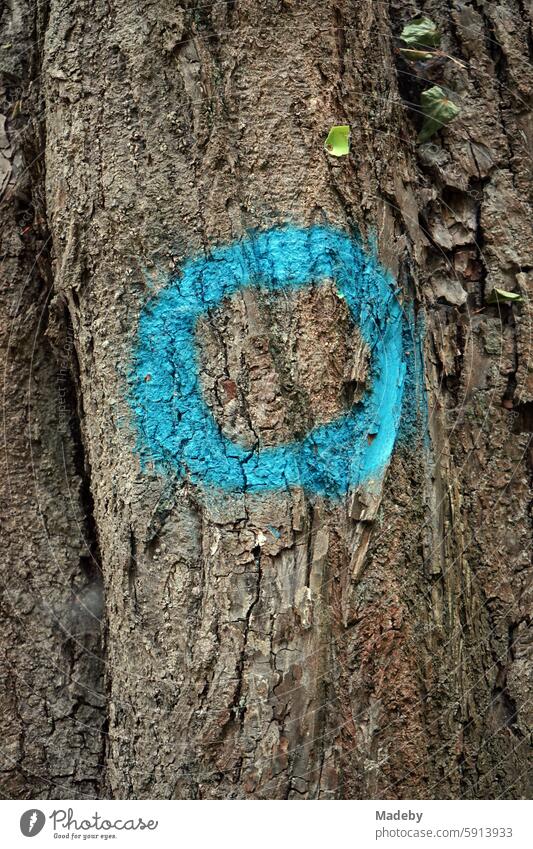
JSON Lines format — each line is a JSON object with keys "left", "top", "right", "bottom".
{"left": 1, "top": 0, "right": 531, "bottom": 800}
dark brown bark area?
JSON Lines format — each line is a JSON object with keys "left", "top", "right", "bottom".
{"left": 1, "top": 0, "right": 531, "bottom": 799}
{"left": 0, "top": 2, "right": 105, "bottom": 798}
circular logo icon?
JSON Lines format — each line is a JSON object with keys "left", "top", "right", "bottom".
{"left": 20, "top": 809, "right": 46, "bottom": 837}
{"left": 129, "top": 225, "right": 407, "bottom": 498}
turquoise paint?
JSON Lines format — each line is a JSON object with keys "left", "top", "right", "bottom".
{"left": 129, "top": 225, "right": 412, "bottom": 498}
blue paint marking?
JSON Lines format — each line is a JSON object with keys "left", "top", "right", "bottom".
{"left": 129, "top": 225, "right": 411, "bottom": 498}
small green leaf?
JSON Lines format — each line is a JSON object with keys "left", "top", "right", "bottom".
{"left": 487, "top": 288, "right": 523, "bottom": 304}
{"left": 325, "top": 125, "right": 350, "bottom": 157}
{"left": 400, "top": 16, "right": 441, "bottom": 48}
{"left": 417, "top": 85, "right": 460, "bottom": 143}
{"left": 399, "top": 47, "right": 434, "bottom": 61}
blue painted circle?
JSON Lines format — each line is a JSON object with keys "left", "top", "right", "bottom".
{"left": 129, "top": 225, "right": 406, "bottom": 497}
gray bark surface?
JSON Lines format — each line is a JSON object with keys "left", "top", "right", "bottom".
{"left": 1, "top": 0, "right": 531, "bottom": 799}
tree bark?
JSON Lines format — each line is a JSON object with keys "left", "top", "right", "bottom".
{"left": 1, "top": 0, "right": 531, "bottom": 799}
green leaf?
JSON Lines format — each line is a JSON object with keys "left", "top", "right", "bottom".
{"left": 487, "top": 288, "right": 523, "bottom": 304}
{"left": 400, "top": 16, "right": 441, "bottom": 48}
{"left": 324, "top": 125, "right": 350, "bottom": 157}
{"left": 417, "top": 85, "right": 460, "bottom": 143}
{"left": 399, "top": 47, "right": 434, "bottom": 61}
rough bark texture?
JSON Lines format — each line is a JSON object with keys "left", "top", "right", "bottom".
{"left": 1, "top": 0, "right": 531, "bottom": 799}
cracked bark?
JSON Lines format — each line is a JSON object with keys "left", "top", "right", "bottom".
{"left": 1, "top": 0, "right": 531, "bottom": 799}
{"left": 0, "top": 1, "right": 105, "bottom": 799}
